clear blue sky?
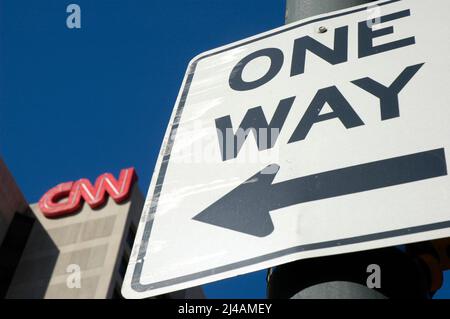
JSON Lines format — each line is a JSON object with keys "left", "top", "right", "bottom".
{"left": 0, "top": 0, "right": 448, "bottom": 299}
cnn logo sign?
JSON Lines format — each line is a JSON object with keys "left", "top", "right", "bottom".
{"left": 39, "top": 168, "right": 137, "bottom": 218}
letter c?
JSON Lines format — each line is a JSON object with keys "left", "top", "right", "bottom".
{"left": 38, "top": 181, "right": 82, "bottom": 218}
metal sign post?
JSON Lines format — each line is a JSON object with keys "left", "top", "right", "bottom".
{"left": 286, "top": 0, "right": 375, "bottom": 23}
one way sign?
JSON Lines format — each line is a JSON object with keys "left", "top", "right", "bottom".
{"left": 123, "top": 0, "right": 450, "bottom": 298}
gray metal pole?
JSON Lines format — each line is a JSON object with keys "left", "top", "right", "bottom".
{"left": 266, "top": 0, "right": 433, "bottom": 299}
{"left": 285, "top": 0, "right": 374, "bottom": 23}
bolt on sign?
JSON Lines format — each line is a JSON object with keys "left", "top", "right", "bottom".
{"left": 122, "top": 0, "right": 450, "bottom": 298}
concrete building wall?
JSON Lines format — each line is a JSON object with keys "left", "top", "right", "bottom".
{"left": 6, "top": 184, "right": 144, "bottom": 299}
{"left": 0, "top": 161, "right": 204, "bottom": 299}
{"left": 0, "top": 157, "right": 29, "bottom": 243}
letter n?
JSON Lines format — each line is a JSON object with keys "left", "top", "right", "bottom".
{"left": 78, "top": 168, "right": 137, "bottom": 208}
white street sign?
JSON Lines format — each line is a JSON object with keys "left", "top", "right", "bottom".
{"left": 123, "top": 0, "right": 450, "bottom": 298}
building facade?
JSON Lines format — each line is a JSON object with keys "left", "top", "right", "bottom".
{"left": 0, "top": 157, "right": 34, "bottom": 297}
{"left": 0, "top": 159, "right": 203, "bottom": 299}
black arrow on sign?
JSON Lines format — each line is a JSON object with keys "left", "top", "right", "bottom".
{"left": 192, "top": 148, "right": 447, "bottom": 237}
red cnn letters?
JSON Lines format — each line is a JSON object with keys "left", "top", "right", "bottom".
{"left": 39, "top": 168, "right": 137, "bottom": 218}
